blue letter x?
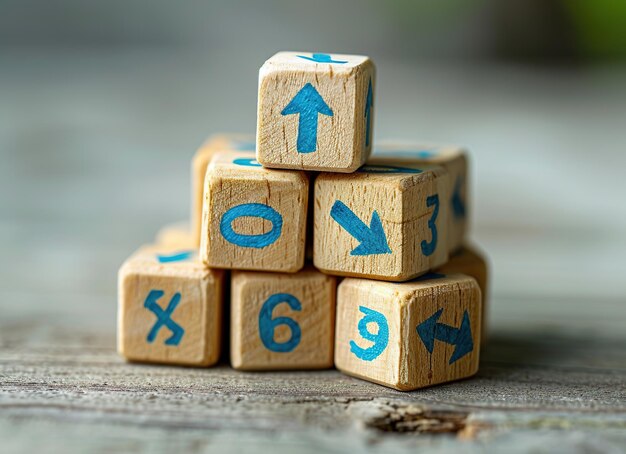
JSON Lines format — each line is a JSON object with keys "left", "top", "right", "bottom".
{"left": 144, "top": 290, "right": 185, "bottom": 346}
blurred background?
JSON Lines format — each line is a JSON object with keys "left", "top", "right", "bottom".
{"left": 2, "top": 0, "right": 625, "bottom": 339}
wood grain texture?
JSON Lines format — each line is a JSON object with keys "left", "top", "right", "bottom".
{"left": 191, "top": 134, "right": 256, "bottom": 245}
{"left": 335, "top": 274, "right": 481, "bottom": 391}
{"left": 437, "top": 244, "right": 489, "bottom": 343}
{"left": 371, "top": 143, "right": 469, "bottom": 252}
{"left": 231, "top": 267, "right": 336, "bottom": 370}
{"left": 313, "top": 164, "right": 449, "bottom": 281}
{"left": 257, "top": 51, "right": 375, "bottom": 172}
{"left": 117, "top": 244, "right": 224, "bottom": 366}
{"left": 200, "top": 151, "right": 308, "bottom": 272}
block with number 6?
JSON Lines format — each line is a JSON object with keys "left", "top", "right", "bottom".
{"left": 335, "top": 273, "right": 481, "bottom": 391}
{"left": 200, "top": 151, "right": 308, "bottom": 272}
{"left": 118, "top": 244, "right": 224, "bottom": 366}
{"left": 257, "top": 51, "right": 375, "bottom": 173}
{"left": 230, "top": 267, "right": 336, "bottom": 370}
{"left": 314, "top": 163, "right": 450, "bottom": 281}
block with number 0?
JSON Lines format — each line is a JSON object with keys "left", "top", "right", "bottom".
{"left": 371, "top": 142, "right": 469, "bottom": 253}
{"left": 257, "top": 51, "right": 375, "bottom": 173}
{"left": 314, "top": 162, "right": 450, "bottom": 281}
{"left": 230, "top": 267, "right": 336, "bottom": 370}
{"left": 118, "top": 244, "right": 225, "bottom": 366}
{"left": 335, "top": 273, "right": 481, "bottom": 390}
{"left": 200, "top": 151, "right": 308, "bottom": 272}
{"left": 191, "top": 134, "right": 256, "bottom": 245}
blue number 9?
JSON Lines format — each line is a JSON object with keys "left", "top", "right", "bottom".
{"left": 350, "top": 306, "right": 389, "bottom": 361}
{"left": 259, "top": 293, "right": 302, "bottom": 353}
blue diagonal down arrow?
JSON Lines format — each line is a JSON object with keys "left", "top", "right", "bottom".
{"left": 330, "top": 200, "right": 391, "bottom": 256}
{"left": 281, "top": 83, "right": 333, "bottom": 153}
{"left": 416, "top": 308, "right": 473, "bottom": 364}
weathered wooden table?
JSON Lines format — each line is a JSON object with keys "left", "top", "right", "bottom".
{"left": 2, "top": 52, "right": 625, "bottom": 453}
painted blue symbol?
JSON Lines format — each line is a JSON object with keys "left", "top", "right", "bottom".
{"left": 259, "top": 293, "right": 302, "bottom": 353}
{"left": 281, "top": 83, "right": 333, "bottom": 153}
{"left": 156, "top": 250, "right": 193, "bottom": 263}
{"left": 233, "top": 157, "right": 262, "bottom": 167}
{"left": 297, "top": 53, "right": 348, "bottom": 64}
{"left": 234, "top": 140, "right": 255, "bottom": 151}
{"left": 451, "top": 176, "right": 466, "bottom": 219}
{"left": 358, "top": 164, "right": 422, "bottom": 174}
{"left": 330, "top": 200, "right": 391, "bottom": 256}
{"left": 144, "top": 290, "right": 184, "bottom": 346}
{"left": 365, "top": 79, "right": 373, "bottom": 147}
{"left": 415, "top": 272, "right": 446, "bottom": 281}
{"left": 420, "top": 194, "right": 439, "bottom": 257}
{"left": 220, "top": 203, "right": 283, "bottom": 248}
{"left": 416, "top": 308, "right": 473, "bottom": 364}
{"left": 350, "top": 306, "right": 389, "bottom": 361}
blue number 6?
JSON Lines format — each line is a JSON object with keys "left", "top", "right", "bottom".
{"left": 420, "top": 194, "right": 439, "bottom": 257}
{"left": 350, "top": 306, "right": 389, "bottom": 361}
{"left": 259, "top": 293, "right": 302, "bottom": 353}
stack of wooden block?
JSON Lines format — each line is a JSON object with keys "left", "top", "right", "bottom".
{"left": 118, "top": 52, "right": 489, "bottom": 391}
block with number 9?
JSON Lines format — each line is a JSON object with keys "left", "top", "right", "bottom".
{"left": 230, "top": 267, "right": 336, "bottom": 370}
{"left": 335, "top": 273, "right": 481, "bottom": 390}
{"left": 314, "top": 162, "right": 450, "bottom": 281}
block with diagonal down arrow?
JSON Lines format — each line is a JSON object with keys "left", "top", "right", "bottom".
{"left": 334, "top": 273, "right": 481, "bottom": 391}
{"left": 314, "top": 162, "right": 450, "bottom": 281}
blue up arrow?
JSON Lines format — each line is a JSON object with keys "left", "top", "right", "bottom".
{"left": 416, "top": 308, "right": 473, "bottom": 364}
{"left": 281, "top": 83, "right": 333, "bottom": 153}
{"left": 365, "top": 79, "right": 373, "bottom": 146}
{"left": 297, "top": 53, "right": 347, "bottom": 64}
{"left": 330, "top": 200, "right": 391, "bottom": 256}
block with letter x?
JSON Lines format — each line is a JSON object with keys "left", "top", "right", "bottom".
{"left": 117, "top": 244, "right": 224, "bottom": 366}
{"left": 314, "top": 162, "right": 450, "bottom": 281}
{"left": 200, "top": 151, "right": 308, "bottom": 272}
{"left": 257, "top": 51, "right": 375, "bottom": 173}
{"left": 335, "top": 273, "right": 481, "bottom": 390}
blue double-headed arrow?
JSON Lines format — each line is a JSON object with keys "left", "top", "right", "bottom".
{"left": 297, "top": 53, "right": 347, "bottom": 64}
{"left": 416, "top": 308, "right": 473, "bottom": 364}
{"left": 330, "top": 200, "right": 391, "bottom": 256}
{"left": 281, "top": 83, "right": 333, "bottom": 153}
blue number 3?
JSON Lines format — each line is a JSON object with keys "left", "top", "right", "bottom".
{"left": 259, "top": 293, "right": 302, "bottom": 353}
{"left": 350, "top": 306, "right": 389, "bottom": 361}
{"left": 420, "top": 194, "right": 439, "bottom": 257}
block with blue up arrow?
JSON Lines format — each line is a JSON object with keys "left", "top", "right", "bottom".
{"left": 334, "top": 273, "right": 481, "bottom": 391}
{"left": 257, "top": 51, "right": 375, "bottom": 173}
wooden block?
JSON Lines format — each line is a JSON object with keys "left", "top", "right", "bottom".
{"left": 371, "top": 142, "right": 469, "bottom": 252}
{"left": 192, "top": 134, "right": 255, "bottom": 245}
{"left": 335, "top": 273, "right": 481, "bottom": 391}
{"left": 118, "top": 244, "right": 224, "bottom": 366}
{"left": 230, "top": 267, "right": 336, "bottom": 370}
{"left": 200, "top": 151, "right": 308, "bottom": 272}
{"left": 313, "top": 163, "right": 450, "bottom": 281}
{"left": 257, "top": 51, "right": 375, "bottom": 173}
{"left": 155, "top": 221, "right": 194, "bottom": 248}
{"left": 436, "top": 244, "right": 489, "bottom": 343}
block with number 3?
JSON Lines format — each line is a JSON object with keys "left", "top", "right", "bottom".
{"left": 230, "top": 267, "right": 336, "bottom": 370}
{"left": 335, "top": 273, "right": 481, "bottom": 390}
{"left": 314, "top": 162, "right": 450, "bottom": 281}
{"left": 257, "top": 51, "right": 375, "bottom": 173}
{"left": 118, "top": 244, "right": 224, "bottom": 366}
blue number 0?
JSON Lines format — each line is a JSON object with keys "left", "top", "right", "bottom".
{"left": 259, "top": 293, "right": 302, "bottom": 353}
{"left": 220, "top": 203, "right": 283, "bottom": 248}
{"left": 350, "top": 306, "right": 389, "bottom": 361}
{"left": 420, "top": 194, "right": 439, "bottom": 256}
